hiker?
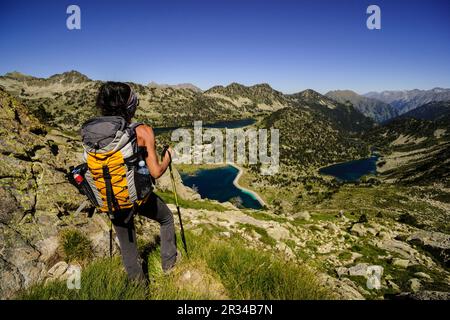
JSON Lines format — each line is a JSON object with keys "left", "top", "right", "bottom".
{"left": 77, "top": 82, "right": 179, "bottom": 281}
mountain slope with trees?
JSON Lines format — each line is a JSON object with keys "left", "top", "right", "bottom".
{"left": 326, "top": 90, "right": 398, "bottom": 123}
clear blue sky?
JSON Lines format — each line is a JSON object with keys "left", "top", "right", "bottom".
{"left": 1, "top": 0, "right": 449, "bottom": 94}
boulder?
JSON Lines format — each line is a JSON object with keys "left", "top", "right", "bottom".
{"left": 176, "top": 267, "right": 228, "bottom": 299}
{"left": 414, "top": 272, "right": 432, "bottom": 281}
{"left": 350, "top": 223, "right": 367, "bottom": 237}
{"left": 407, "top": 231, "right": 450, "bottom": 267}
{"left": 348, "top": 263, "right": 369, "bottom": 276}
{"left": 319, "top": 274, "right": 365, "bottom": 300}
{"left": 408, "top": 278, "right": 422, "bottom": 293}
{"left": 325, "top": 222, "right": 340, "bottom": 233}
{"left": 392, "top": 258, "right": 409, "bottom": 268}
{"left": 47, "top": 261, "right": 69, "bottom": 278}
{"left": 335, "top": 267, "right": 349, "bottom": 278}
{"left": 293, "top": 211, "right": 310, "bottom": 221}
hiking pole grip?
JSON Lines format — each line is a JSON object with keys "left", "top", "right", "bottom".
{"left": 161, "top": 145, "right": 172, "bottom": 164}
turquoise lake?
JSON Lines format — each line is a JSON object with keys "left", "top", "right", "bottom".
{"left": 180, "top": 165, "right": 263, "bottom": 209}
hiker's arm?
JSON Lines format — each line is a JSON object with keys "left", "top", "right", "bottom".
{"left": 136, "top": 125, "right": 172, "bottom": 179}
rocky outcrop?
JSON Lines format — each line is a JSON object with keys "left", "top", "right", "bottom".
{"left": 407, "top": 231, "right": 450, "bottom": 267}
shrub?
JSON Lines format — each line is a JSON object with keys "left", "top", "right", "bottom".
{"left": 59, "top": 229, "right": 93, "bottom": 263}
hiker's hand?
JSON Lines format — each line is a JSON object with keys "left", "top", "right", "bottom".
{"left": 163, "top": 146, "right": 174, "bottom": 162}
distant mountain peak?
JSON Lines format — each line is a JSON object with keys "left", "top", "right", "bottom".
{"left": 4, "top": 71, "right": 36, "bottom": 80}
{"left": 297, "top": 89, "right": 326, "bottom": 100}
{"left": 147, "top": 81, "right": 202, "bottom": 92}
{"left": 206, "top": 82, "right": 279, "bottom": 95}
{"left": 326, "top": 89, "right": 359, "bottom": 98}
{"left": 48, "top": 70, "right": 91, "bottom": 83}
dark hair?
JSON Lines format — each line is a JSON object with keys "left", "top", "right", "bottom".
{"left": 96, "top": 81, "right": 134, "bottom": 120}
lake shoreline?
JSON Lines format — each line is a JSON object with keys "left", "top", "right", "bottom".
{"left": 229, "top": 163, "right": 267, "bottom": 207}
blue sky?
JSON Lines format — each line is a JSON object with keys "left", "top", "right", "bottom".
{"left": 0, "top": 0, "right": 449, "bottom": 93}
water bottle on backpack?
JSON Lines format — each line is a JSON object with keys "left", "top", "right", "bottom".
{"left": 136, "top": 160, "right": 151, "bottom": 197}
{"left": 137, "top": 160, "right": 150, "bottom": 175}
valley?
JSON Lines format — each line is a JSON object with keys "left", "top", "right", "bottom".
{"left": 0, "top": 71, "right": 449, "bottom": 300}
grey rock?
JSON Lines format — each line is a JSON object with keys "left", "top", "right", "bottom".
{"left": 350, "top": 223, "right": 367, "bottom": 237}
{"left": 414, "top": 272, "right": 432, "bottom": 281}
{"left": 392, "top": 258, "right": 409, "bottom": 268}
{"left": 47, "top": 261, "right": 68, "bottom": 278}
{"left": 387, "top": 280, "right": 400, "bottom": 292}
{"left": 348, "top": 263, "right": 369, "bottom": 276}
{"left": 408, "top": 278, "right": 422, "bottom": 293}
{"left": 407, "top": 231, "right": 450, "bottom": 267}
{"left": 325, "top": 223, "right": 339, "bottom": 233}
{"left": 294, "top": 211, "right": 311, "bottom": 221}
{"left": 335, "top": 267, "right": 349, "bottom": 277}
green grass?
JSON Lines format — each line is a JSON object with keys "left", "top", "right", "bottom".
{"left": 59, "top": 229, "right": 93, "bottom": 263}
{"left": 156, "top": 191, "right": 228, "bottom": 212}
{"left": 238, "top": 223, "right": 277, "bottom": 247}
{"left": 18, "top": 231, "right": 333, "bottom": 300}
{"left": 243, "top": 210, "right": 288, "bottom": 223}
{"left": 187, "top": 232, "right": 333, "bottom": 300}
{"left": 18, "top": 258, "right": 148, "bottom": 300}
{"left": 176, "top": 163, "right": 227, "bottom": 174}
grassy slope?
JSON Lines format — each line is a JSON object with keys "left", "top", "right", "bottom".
{"left": 18, "top": 230, "right": 333, "bottom": 300}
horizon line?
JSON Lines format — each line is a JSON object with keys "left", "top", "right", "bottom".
{"left": 2, "top": 69, "right": 449, "bottom": 97}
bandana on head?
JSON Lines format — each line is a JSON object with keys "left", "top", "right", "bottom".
{"left": 125, "top": 86, "right": 139, "bottom": 118}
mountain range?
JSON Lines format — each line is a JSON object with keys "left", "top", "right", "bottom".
{"left": 364, "top": 88, "right": 450, "bottom": 115}
{"left": 326, "top": 90, "right": 398, "bottom": 123}
{"left": 396, "top": 101, "right": 450, "bottom": 122}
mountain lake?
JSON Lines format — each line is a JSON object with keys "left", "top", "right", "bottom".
{"left": 180, "top": 165, "right": 263, "bottom": 209}
{"left": 319, "top": 155, "right": 379, "bottom": 182}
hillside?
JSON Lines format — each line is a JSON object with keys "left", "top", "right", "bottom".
{"left": 290, "top": 89, "right": 375, "bottom": 133}
{"left": 365, "top": 117, "right": 450, "bottom": 186}
{"left": 396, "top": 101, "right": 450, "bottom": 122}
{"left": 326, "top": 90, "right": 398, "bottom": 123}
{"left": 365, "top": 88, "right": 450, "bottom": 115}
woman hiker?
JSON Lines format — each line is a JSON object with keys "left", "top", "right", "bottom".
{"left": 94, "top": 81, "right": 179, "bottom": 281}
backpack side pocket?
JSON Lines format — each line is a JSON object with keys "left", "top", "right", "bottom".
{"left": 67, "top": 164, "right": 100, "bottom": 207}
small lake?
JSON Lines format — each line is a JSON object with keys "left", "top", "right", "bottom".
{"left": 180, "top": 165, "right": 263, "bottom": 209}
{"left": 153, "top": 118, "right": 256, "bottom": 134}
{"left": 319, "top": 155, "right": 379, "bottom": 182}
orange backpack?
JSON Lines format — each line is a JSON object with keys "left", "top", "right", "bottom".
{"left": 69, "top": 116, "right": 153, "bottom": 217}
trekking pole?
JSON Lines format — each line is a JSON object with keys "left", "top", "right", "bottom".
{"left": 109, "top": 220, "right": 113, "bottom": 258}
{"left": 162, "top": 145, "right": 188, "bottom": 257}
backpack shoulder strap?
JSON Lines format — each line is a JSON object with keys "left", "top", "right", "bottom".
{"left": 129, "top": 122, "right": 144, "bottom": 132}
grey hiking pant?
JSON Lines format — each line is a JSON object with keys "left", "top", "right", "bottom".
{"left": 110, "top": 193, "right": 177, "bottom": 281}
